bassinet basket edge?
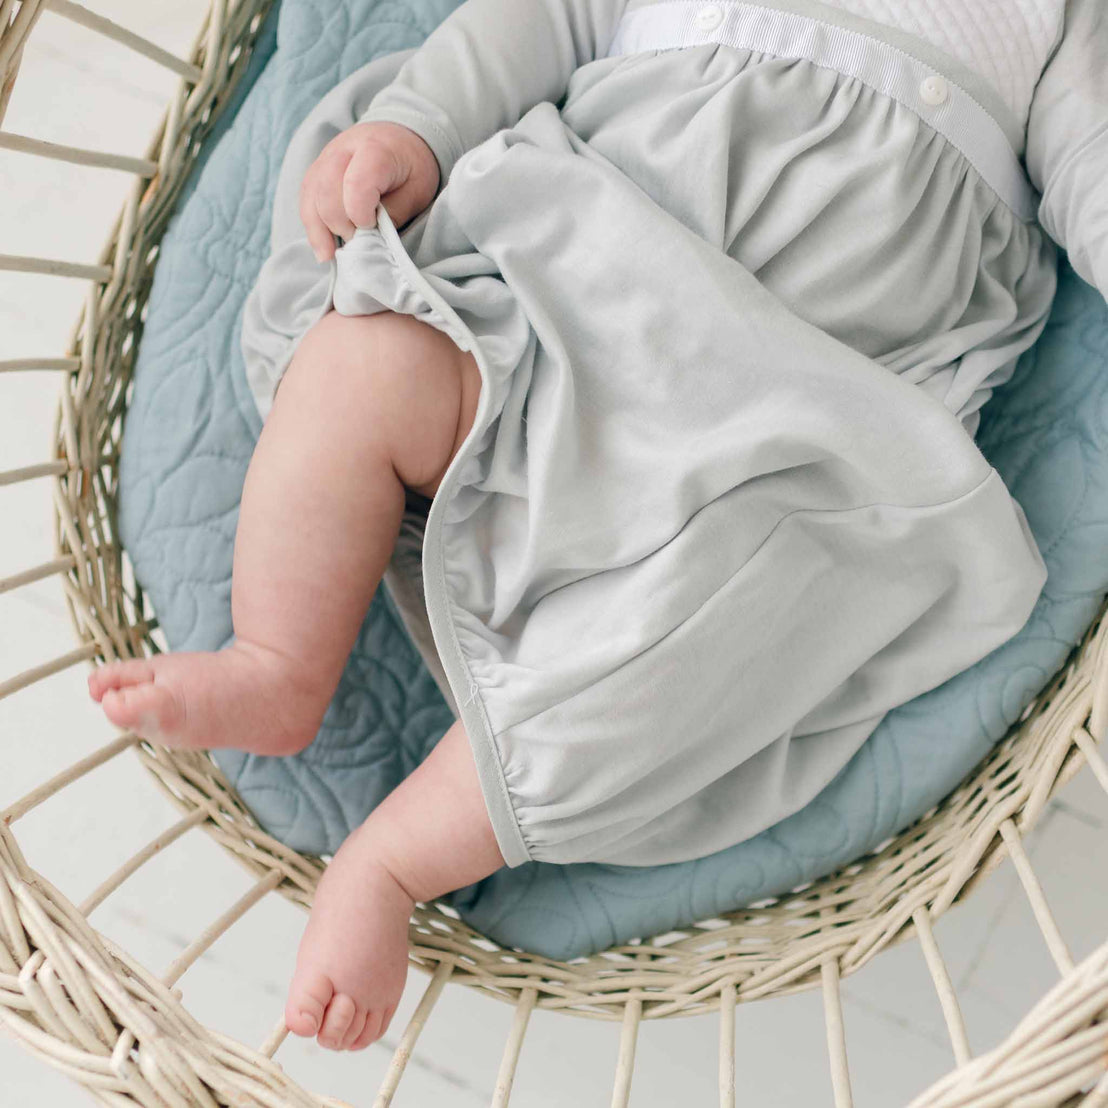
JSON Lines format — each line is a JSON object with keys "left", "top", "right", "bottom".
{"left": 4, "top": 1, "right": 1108, "bottom": 1105}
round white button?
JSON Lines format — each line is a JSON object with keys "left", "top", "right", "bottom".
{"left": 695, "top": 3, "right": 724, "bottom": 31}
{"left": 920, "top": 75, "right": 949, "bottom": 106}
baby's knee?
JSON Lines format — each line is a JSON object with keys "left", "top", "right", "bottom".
{"left": 281, "top": 308, "right": 480, "bottom": 497}
{"left": 390, "top": 340, "right": 481, "bottom": 497}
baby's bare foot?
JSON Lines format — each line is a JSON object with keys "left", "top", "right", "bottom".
{"left": 87, "top": 642, "right": 328, "bottom": 755}
{"left": 286, "top": 827, "right": 414, "bottom": 1050}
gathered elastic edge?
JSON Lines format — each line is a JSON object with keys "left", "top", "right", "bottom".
{"left": 370, "top": 203, "right": 534, "bottom": 869}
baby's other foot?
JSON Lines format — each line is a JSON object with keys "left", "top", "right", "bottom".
{"left": 87, "top": 643, "right": 328, "bottom": 755}
{"left": 88, "top": 659, "right": 180, "bottom": 738}
{"left": 286, "top": 829, "right": 414, "bottom": 1051}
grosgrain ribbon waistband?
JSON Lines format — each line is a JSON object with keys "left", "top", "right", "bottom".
{"left": 605, "top": 0, "right": 1038, "bottom": 222}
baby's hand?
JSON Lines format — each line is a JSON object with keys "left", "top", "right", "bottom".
{"left": 299, "top": 121, "right": 440, "bottom": 263}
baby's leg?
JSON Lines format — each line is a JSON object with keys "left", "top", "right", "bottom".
{"left": 89, "top": 309, "right": 481, "bottom": 754}
{"left": 285, "top": 715, "right": 506, "bottom": 1050}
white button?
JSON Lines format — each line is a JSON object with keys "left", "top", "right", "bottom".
{"left": 919, "top": 75, "right": 949, "bottom": 106}
{"left": 695, "top": 3, "right": 724, "bottom": 31}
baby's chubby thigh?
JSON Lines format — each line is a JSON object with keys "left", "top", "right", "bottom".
{"left": 286, "top": 307, "right": 482, "bottom": 500}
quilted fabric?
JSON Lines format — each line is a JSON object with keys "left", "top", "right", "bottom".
{"left": 119, "top": 0, "right": 1108, "bottom": 960}
{"left": 821, "top": 0, "right": 1062, "bottom": 125}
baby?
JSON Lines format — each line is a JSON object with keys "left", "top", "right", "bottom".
{"left": 90, "top": 0, "right": 1106, "bottom": 1054}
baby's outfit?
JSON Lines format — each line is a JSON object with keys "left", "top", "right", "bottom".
{"left": 241, "top": 0, "right": 1107, "bottom": 868}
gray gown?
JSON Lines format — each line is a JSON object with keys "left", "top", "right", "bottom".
{"left": 240, "top": 0, "right": 1108, "bottom": 867}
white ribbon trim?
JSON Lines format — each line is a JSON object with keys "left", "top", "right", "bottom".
{"left": 606, "top": 0, "right": 1038, "bottom": 222}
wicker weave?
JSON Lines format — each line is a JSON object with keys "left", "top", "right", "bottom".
{"left": 3, "top": 1, "right": 1108, "bottom": 1104}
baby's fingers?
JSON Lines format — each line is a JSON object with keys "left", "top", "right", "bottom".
{"left": 314, "top": 153, "right": 360, "bottom": 245}
{"left": 299, "top": 167, "right": 337, "bottom": 262}
{"left": 342, "top": 142, "right": 404, "bottom": 230}
{"left": 299, "top": 150, "right": 356, "bottom": 262}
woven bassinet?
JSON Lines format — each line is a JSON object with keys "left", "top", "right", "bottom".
{"left": 3, "top": 2, "right": 1108, "bottom": 1105}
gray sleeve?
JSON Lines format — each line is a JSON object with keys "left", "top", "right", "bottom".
{"left": 357, "top": 0, "right": 626, "bottom": 185}
{"left": 1025, "top": 0, "right": 1108, "bottom": 298}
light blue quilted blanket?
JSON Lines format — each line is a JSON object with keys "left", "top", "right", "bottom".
{"left": 119, "top": 0, "right": 1108, "bottom": 960}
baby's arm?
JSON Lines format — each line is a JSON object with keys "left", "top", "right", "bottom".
{"left": 359, "top": 0, "right": 628, "bottom": 188}
{"left": 301, "top": 0, "right": 625, "bottom": 262}
{"left": 1025, "top": 0, "right": 1108, "bottom": 298}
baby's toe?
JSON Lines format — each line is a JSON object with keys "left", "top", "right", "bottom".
{"left": 90, "top": 660, "right": 155, "bottom": 699}
{"left": 339, "top": 1008, "right": 369, "bottom": 1051}
{"left": 101, "top": 685, "right": 165, "bottom": 736}
{"left": 285, "top": 970, "right": 333, "bottom": 1038}
{"left": 349, "top": 1007, "right": 386, "bottom": 1052}
{"left": 88, "top": 666, "right": 120, "bottom": 701}
{"left": 317, "top": 992, "right": 358, "bottom": 1050}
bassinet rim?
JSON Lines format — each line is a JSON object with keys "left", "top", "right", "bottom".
{"left": 4, "top": 0, "right": 1108, "bottom": 1103}
{"left": 17, "top": 0, "right": 1108, "bottom": 1020}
